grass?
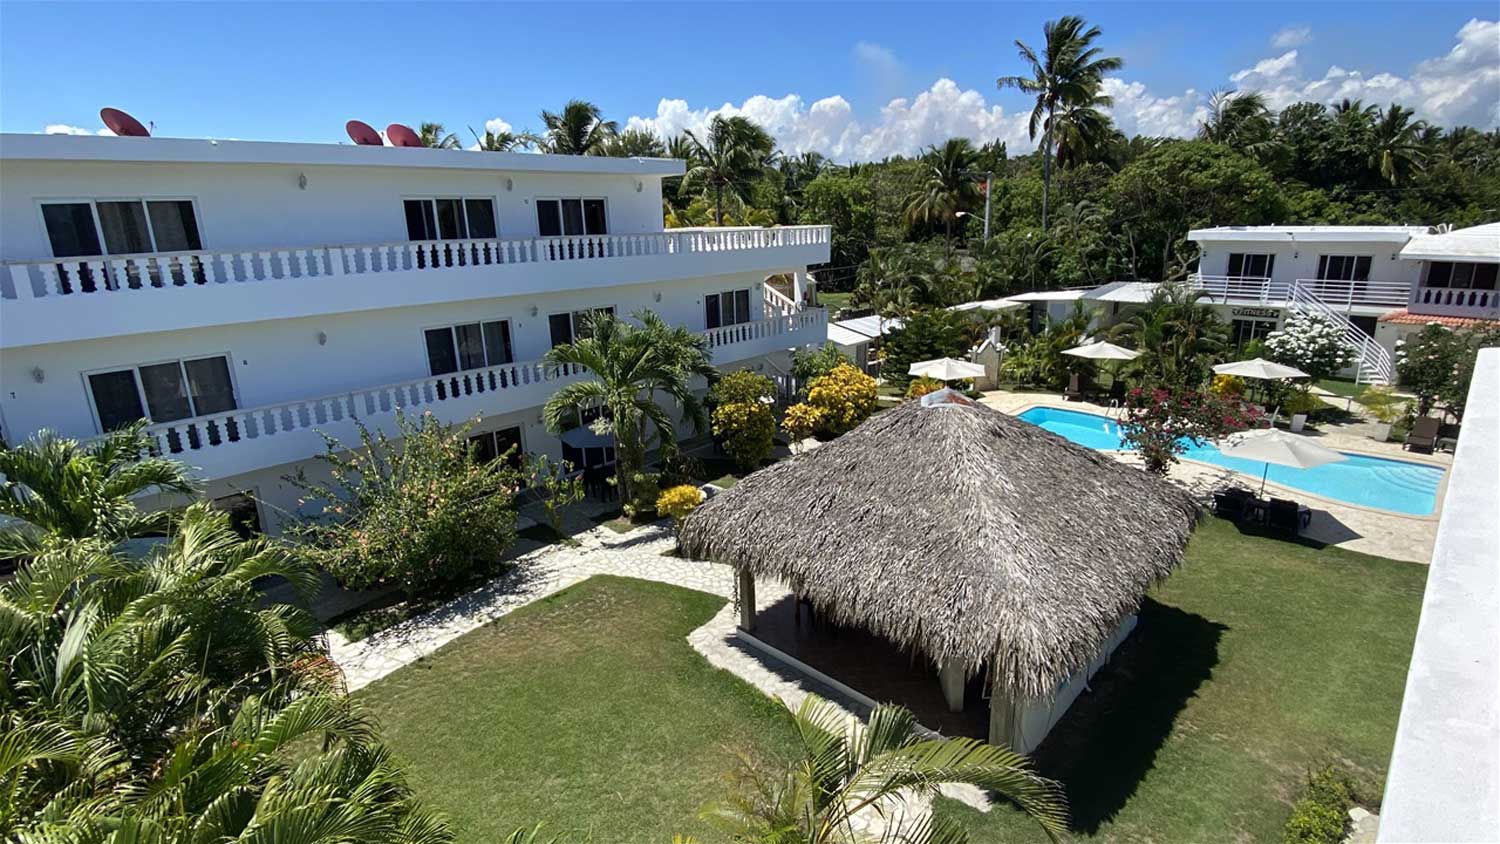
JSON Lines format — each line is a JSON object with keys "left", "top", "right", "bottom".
{"left": 589, "top": 510, "right": 642, "bottom": 534}
{"left": 357, "top": 576, "right": 799, "bottom": 843}
{"left": 1315, "top": 377, "right": 1365, "bottom": 399}
{"left": 937, "top": 517, "right": 1426, "bottom": 842}
{"left": 817, "top": 291, "right": 852, "bottom": 315}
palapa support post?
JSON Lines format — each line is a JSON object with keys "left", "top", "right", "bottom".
{"left": 737, "top": 566, "right": 756, "bottom": 631}
{"left": 939, "top": 657, "right": 966, "bottom": 713}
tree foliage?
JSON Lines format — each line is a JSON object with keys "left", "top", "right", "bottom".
{"left": 710, "top": 371, "right": 778, "bottom": 469}
{"left": 1119, "top": 387, "right": 1261, "bottom": 475}
{"left": 804, "top": 364, "right": 878, "bottom": 437}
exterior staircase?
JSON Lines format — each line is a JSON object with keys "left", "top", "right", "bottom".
{"left": 763, "top": 281, "right": 803, "bottom": 318}
{"left": 1286, "top": 280, "right": 1394, "bottom": 385}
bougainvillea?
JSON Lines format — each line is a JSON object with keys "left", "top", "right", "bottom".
{"left": 806, "top": 363, "right": 878, "bottom": 436}
{"left": 1118, "top": 387, "right": 1262, "bottom": 475}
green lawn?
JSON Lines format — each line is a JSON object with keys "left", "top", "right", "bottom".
{"left": 816, "top": 291, "right": 852, "bottom": 316}
{"left": 938, "top": 517, "right": 1426, "bottom": 842}
{"left": 357, "top": 520, "right": 1425, "bottom": 843}
{"left": 1316, "top": 377, "right": 1365, "bottom": 399}
{"left": 357, "top": 576, "right": 798, "bottom": 843}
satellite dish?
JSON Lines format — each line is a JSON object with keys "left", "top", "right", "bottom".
{"left": 100, "top": 107, "right": 150, "bottom": 137}
{"left": 385, "top": 123, "right": 422, "bottom": 148}
{"left": 346, "top": 119, "right": 382, "bottom": 146}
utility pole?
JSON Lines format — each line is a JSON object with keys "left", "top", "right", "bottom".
{"left": 982, "top": 170, "right": 993, "bottom": 244}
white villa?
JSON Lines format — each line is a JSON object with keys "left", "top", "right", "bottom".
{"left": 0, "top": 131, "right": 830, "bottom": 534}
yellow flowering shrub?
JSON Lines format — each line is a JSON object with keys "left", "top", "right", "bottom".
{"left": 806, "top": 363, "right": 878, "bottom": 436}
{"left": 782, "top": 402, "right": 825, "bottom": 444}
{"left": 1210, "top": 374, "right": 1246, "bottom": 398}
{"left": 656, "top": 483, "right": 705, "bottom": 526}
{"left": 711, "top": 371, "right": 777, "bottom": 469}
{"left": 905, "top": 376, "right": 947, "bottom": 399}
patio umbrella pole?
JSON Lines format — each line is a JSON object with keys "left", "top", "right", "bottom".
{"left": 1260, "top": 463, "right": 1270, "bottom": 498}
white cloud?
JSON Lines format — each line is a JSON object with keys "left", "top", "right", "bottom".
{"left": 853, "top": 41, "right": 900, "bottom": 76}
{"left": 484, "top": 117, "right": 513, "bottom": 136}
{"left": 44, "top": 123, "right": 112, "bottom": 136}
{"left": 1100, "top": 78, "right": 1207, "bottom": 139}
{"left": 1230, "top": 50, "right": 1300, "bottom": 85}
{"left": 1271, "top": 26, "right": 1313, "bottom": 49}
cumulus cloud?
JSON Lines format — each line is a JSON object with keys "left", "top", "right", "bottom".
{"left": 484, "top": 117, "right": 513, "bottom": 135}
{"left": 44, "top": 123, "right": 112, "bottom": 136}
{"left": 1230, "top": 50, "right": 1300, "bottom": 85}
{"left": 1100, "top": 78, "right": 1207, "bottom": 139}
{"left": 1270, "top": 25, "right": 1313, "bottom": 49}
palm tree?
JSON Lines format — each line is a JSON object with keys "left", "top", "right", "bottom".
{"left": 601, "top": 127, "right": 667, "bottom": 158}
{"left": 902, "top": 138, "right": 983, "bottom": 242}
{"left": 0, "top": 422, "right": 195, "bottom": 554}
{"left": 1108, "top": 281, "right": 1228, "bottom": 388}
{"left": 1198, "top": 90, "right": 1278, "bottom": 161}
{"left": 705, "top": 695, "right": 1067, "bottom": 843}
{"left": 469, "top": 125, "right": 538, "bottom": 152}
{"left": 539, "top": 100, "right": 618, "bottom": 155}
{"left": 1050, "top": 89, "right": 1116, "bottom": 169}
{"left": 1369, "top": 102, "right": 1427, "bottom": 185}
{"left": 680, "top": 115, "right": 773, "bottom": 226}
{"left": 419, "top": 122, "right": 460, "bottom": 149}
{"left": 998, "top": 15, "right": 1123, "bottom": 230}
{"left": 542, "top": 310, "right": 715, "bottom": 504}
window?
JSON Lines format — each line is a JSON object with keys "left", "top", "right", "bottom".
{"left": 1317, "top": 255, "right": 1372, "bottom": 282}
{"left": 424, "top": 320, "right": 513, "bottom": 375}
{"left": 704, "top": 288, "right": 754, "bottom": 329}
{"left": 535, "top": 198, "right": 607, "bottom": 236}
{"left": 1230, "top": 318, "right": 1277, "bottom": 348}
{"left": 41, "top": 199, "right": 201, "bottom": 257}
{"left": 1425, "top": 261, "right": 1498, "bottom": 290}
{"left": 469, "top": 426, "right": 524, "bottom": 468}
{"left": 402, "top": 197, "right": 498, "bottom": 241}
{"left": 548, "top": 307, "right": 616, "bottom": 347}
{"left": 1227, "top": 253, "right": 1275, "bottom": 279}
{"left": 87, "top": 355, "right": 237, "bottom": 431}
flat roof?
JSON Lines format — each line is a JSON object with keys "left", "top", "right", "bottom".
{"left": 1399, "top": 222, "right": 1500, "bottom": 263}
{"left": 1188, "top": 225, "right": 1429, "bottom": 244}
{"left": 0, "top": 133, "right": 685, "bottom": 176}
{"left": 1378, "top": 349, "right": 1500, "bottom": 842}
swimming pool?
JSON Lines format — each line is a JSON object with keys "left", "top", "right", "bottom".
{"left": 1017, "top": 406, "right": 1445, "bottom": 516}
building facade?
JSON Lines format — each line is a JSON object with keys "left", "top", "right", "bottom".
{"left": 1186, "top": 223, "right": 1499, "bottom": 384}
{"left": 0, "top": 133, "right": 830, "bottom": 534}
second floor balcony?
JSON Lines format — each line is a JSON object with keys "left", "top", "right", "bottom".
{"left": 121, "top": 307, "right": 827, "bottom": 481}
{"left": 1, "top": 225, "right": 831, "bottom": 348}
{"left": 1190, "top": 274, "right": 1411, "bottom": 311}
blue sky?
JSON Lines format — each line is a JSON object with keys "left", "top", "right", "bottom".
{"left": 3, "top": 2, "right": 1496, "bottom": 159}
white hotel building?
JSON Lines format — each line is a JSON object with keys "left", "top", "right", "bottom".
{"left": 0, "top": 133, "right": 829, "bottom": 534}
{"left": 1186, "top": 223, "right": 1500, "bottom": 384}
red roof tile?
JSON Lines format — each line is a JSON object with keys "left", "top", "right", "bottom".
{"left": 1378, "top": 308, "right": 1500, "bottom": 328}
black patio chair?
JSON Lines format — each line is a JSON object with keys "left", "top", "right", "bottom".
{"left": 1212, "top": 487, "right": 1255, "bottom": 521}
{"left": 1404, "top": 416, "right": 1441, "bottom": 453}
{"left": 1267, "top": 498, "right": 1312, "bottom": 534}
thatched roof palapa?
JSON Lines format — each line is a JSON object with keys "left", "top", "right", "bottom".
{"left": 679, "top": 392, "right": 1201, "bottom": 700}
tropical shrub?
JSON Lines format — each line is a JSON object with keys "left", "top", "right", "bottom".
{"left": 782, "top": 402, "right": 825, "bottom": 447}
{"left": 1395, "top": 323, "right": 1464, "bottom": 415}
{"left": 1210, "top": 374, "right": 1246, "bottom": 398}
{"left": 287, "top": 411, "right": 522, "bottom": 596}
{"left": 711, "top": 371, "right": 778, "bottom": 470}
{"left": 1119, "top": 386, "right": 1261, "bottom": 474}
{"left": 790, "top": 342, "right": 850, "bottom": 384}
{"left": 1111, "top": 282, "right": 1228, "bottom": 391}
{"left": 1282, "top": 766, "right": 1358, "bottom": 844}
{"left": 623, "top": 470, "right": 662, "bottom": 521}
{"left": 1358, "top": 384, "right": 1406, "bottom": 425}
{"left": 880, "top": 309, "right": 968, "bottom": 388}
{"left": 526, "top": 454, "right": 585, "bottom": 541}
{"left": 1442, "top": 325, "right": 1500, "bottom": 420}
{"left": 905, "top": 375, "right": 947, "bottom": 399}
{"left": 656, "top": 483, "right": 705, "bottom": 526}
{"left": 1264, "top": 312, "right": 1356, "bottom": 383}
{"left": 806, "top": 363, "right": 878, "bottom": 436}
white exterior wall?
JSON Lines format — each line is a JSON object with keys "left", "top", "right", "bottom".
{"left": 992, "top": 613, "right": 1138, "bottom": 753}
{"left": 1194, "top": 240, "right": 1417, "bottom": 287}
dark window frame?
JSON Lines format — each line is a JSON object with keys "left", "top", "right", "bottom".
{"left": 423, "top": 319, "right": 515, "bottom": 376}
{"left": 403, "top": 196, "right": 499, "bottom": 241}
{"left": 85, "top": 353, "right": 238, "bottom": 432}
{"left": 39, "top": 197, "right": 203, "bottom": 258}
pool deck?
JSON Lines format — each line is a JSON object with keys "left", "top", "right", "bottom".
{"left": 979, "top": 390, "right": 1449, "bottom": 565}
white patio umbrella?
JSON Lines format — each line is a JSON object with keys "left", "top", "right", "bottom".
{"left": 1212, "top": 357, "right": 1308, "bottom": 380}
{"left": 1062, "top": 340, "right": 1140, "bottom": 361}
{"left": 908, "top": 357, "right": 986, "bottom": 381}
{"left": 948, "top": 298, "right": 1025, "bottom": 313}
{"left": 1218, "top": 429, "right": 1347, "bottom": 496}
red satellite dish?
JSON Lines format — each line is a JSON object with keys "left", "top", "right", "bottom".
{"left": 385, "top": 123, "right": 422, "bottom": 148}
{"left": 346, "top": 119, "right": 382, "bottom": 146}
{"left": 100, "top": 107, "right": 149, "bottom": 137}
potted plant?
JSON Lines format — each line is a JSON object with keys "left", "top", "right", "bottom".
{"left": 1358, "top": 385, "right": 1405, "bottom": 442}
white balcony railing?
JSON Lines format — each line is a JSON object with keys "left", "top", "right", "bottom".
{"left": 4, "top": 225, "right": 832, "bottom": 301}
{"left": 1410, "top": 285, "right": 1500, "bottom": 319}
{"left": 134, "top": 308, "right": 827, "bottom": 470}
{"left": 1189, "top": 274, "right": 1410, "bottom": 309}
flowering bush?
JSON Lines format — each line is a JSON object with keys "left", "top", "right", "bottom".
{"left": 1396, "top": 323, "right": 1500, "bottom": 418}
{"left": 1264, "top": 313, "right": 1356, "bottom": 382}
{"left": 656, "top": 483, "right": 705, "bottom": 527}
{"left": 905, "top": 376, "right": 947, "bottom": 399}
{"left": 711, "top": 371, "right": 777, "bottom": 469}
{"left": 782, "top": 402, "right": 825, "bottom": 447}
{"left": 1119, "top": 387, "right": 1262, "bottom": 475}
{"left": 285, "top": 412, "right": 521, "bottom": 595}
{"left": 806, "top": 363, "right": 878, "bottom": 436}
{"left": 1210, "top": 374, "right": 1246, "bottom": 398}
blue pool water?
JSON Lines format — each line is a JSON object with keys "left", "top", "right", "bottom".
{"left": 1017, "top": 406, "right": 1445, "bottom": 516}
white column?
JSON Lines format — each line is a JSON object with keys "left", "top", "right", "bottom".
{"left": 940, "top": 658, "right": 966, "bottom": 713}
{"left": 737, "top": 567, "right": 756, "bottom": 631}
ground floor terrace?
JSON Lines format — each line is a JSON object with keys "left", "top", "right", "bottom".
{"left": 341, "top": 490, "right": 1427, "bottom": 843}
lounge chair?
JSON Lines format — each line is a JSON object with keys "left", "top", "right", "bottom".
{"left": 1108, "top": 380, "right": 1127, "bottom": 402}
{"left": 1404, "top": 416, "right": 1441, "bottom": 453}
{"left": 1212, "top": 487, "right": 1255, "bottom": 521}
{"left": 1267, "top": 498, "right": 1312, "bottom": 534}
{"left": 1064, "top": 373, "right": 1084, "bottom": 402}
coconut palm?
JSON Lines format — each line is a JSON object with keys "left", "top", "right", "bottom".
{"left": 539, "top": 100, "right": 619, "bottom": 155}
{"left": 469, "top": 125, "right": 539, "bottom": 152}
{"left": 542, "top": 309, "right": 715, "bottom": 504}
{"left": 705, "top": 695, "right": 1067, "bottom": 843}
{"left": 419, "top": 122, "right": 461, "bottom": 150}
{"left": 1050, "top": 90, "right": 1116, "bottom": 169}
{"left": 903, "top": 139, "right": 983, "bottom": 242}
{"left": 0, "top": 422, "right": 196, "bottom": 554}
{"left": 998, "top": 15, "right": 1123, "bottom": 230}
{"left": 1198, "top": 90, "right": 1278, "bottom": 161}
{"left": 1108, "top": 281, "right": 1228, "bottom": 389}
{"left": 602, "top": 127, "right": 668, "bottom": 158}
{"left": 680, "top": 115, "right": 773, "bottom": 226}
{"left": 1369, "top": 102, "right": 1427, "bottom": 185}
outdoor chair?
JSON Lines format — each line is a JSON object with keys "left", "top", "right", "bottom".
{"left": 1212, "top": 487, "right": 1255, "bottom": 521}
{"left": 1108, "top": 380, "right": 1127, "bottom": 402}
{"left": 1403, "top": 416, "right": 1441, "bottom": 453}
{"left": 1267, "top": 498, "right": 1312, "bottom": 535}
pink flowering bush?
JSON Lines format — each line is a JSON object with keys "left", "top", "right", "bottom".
{"left": 286, "top": 411, "right": 522, "bottom": 595}
{"left": 1119, "top": 386, "right": 1262, "bottom": 475}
